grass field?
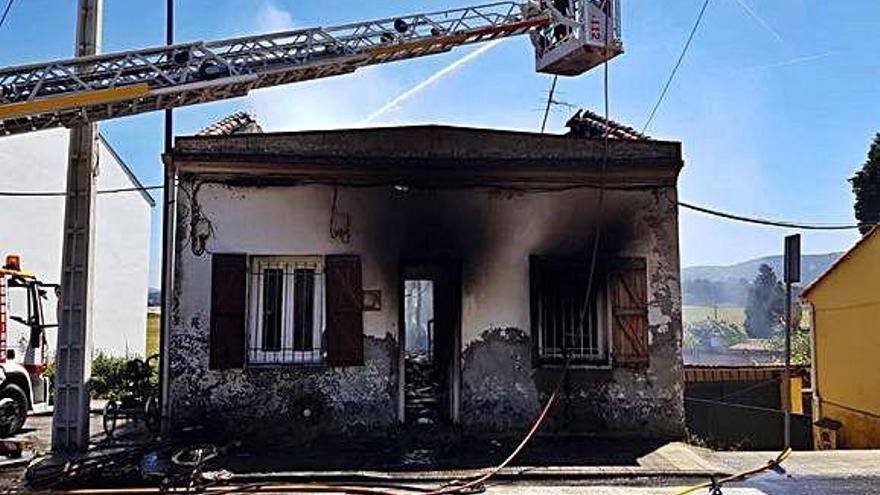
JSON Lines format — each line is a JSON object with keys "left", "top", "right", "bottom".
{"left": 146, "top": 312, "right": 160, "bottom": 356}
{"left": 683, "top": 305, "right": 746, "bottom": 326}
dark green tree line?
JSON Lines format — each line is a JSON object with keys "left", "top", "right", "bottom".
{"left": 851, "top": 133, "right": 880, "bottom": 235}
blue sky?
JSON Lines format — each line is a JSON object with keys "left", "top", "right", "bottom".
{"left": 2, "top": 0, "right": 878, "bottom": 286}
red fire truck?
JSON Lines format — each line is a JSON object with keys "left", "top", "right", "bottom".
{"left": 0, "top": 255, "right": 53, "bottom": 436}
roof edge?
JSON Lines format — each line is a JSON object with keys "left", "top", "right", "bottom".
{"left": 801, "top": 225, "right": 879, "bottom": 298}
{"left": 175, "top": 123, "right": 682, "bottom": 147}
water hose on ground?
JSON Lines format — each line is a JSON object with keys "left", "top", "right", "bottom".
{"left": 426, "top": 388, "right": 559, "bottom": 495}
{"left": 668, "top": 447, "right": 793, "bottom": 495}
{"left": 60, "top": 421, "right": 794, "bottom": 495}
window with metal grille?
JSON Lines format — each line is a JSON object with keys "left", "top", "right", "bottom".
{"left": 530, "top": 256, "right": 609, "bottom": 365}
{"left": 248, "top": 256, "right": 324, "bottom": 365}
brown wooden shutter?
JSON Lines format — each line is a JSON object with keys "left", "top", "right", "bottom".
{"left": 610, "top": 257, "right": 649, "bottom": 368}
{"left": 325, "top": 255, "right": 364, "bottom": 366}
{"left": 210, "top": 253, "right": 247, "bottom": 369}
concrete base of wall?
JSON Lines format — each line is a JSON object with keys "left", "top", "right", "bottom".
{"left": 819, "top": 401, "right": 880, "bottom": 449}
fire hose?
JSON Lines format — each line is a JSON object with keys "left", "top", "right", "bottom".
{"left": 669, "top": 447, "right": 794, "bottom": 495}
{"left": 61, "top": 408, "right": 794, "bottom": 495}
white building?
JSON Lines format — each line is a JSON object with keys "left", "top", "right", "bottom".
{"left": 0, "top": 129, "right": 154, "bottom": 357}
{"left": 164, "top": 114, "right": 686, "bottom": 439}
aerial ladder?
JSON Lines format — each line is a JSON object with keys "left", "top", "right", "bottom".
{"left": 0, "top": 0, "right": 621, "bottom": 137}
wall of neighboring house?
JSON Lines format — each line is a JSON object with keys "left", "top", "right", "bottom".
{"left": 805, "top": 229, "right": 880, "bottom": 448}
{"left": 0, "top": 129, "right": 153, "bottom": 358}
{"left": 168, "top": 176, "right": 684, "bottom": 438}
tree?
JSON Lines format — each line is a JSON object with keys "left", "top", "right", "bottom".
{"left": 851, "top": 133, "right": 880, "bottom": 235}
{"left": 744, "top": 264, "right": 785, "bottom": 338}
{"left": 770, "top": 327, "right": 811, "bottom": 365}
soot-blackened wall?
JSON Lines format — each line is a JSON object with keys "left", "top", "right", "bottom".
{"left": 167, "top": 177, "right": 684, "bottom": 438}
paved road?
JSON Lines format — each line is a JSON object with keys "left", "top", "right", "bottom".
{"left": 715, "top": 450, "right": 880, "bottom": 494}
{"left": 0, "top": 411, "right": 106, "bottom": 492}
{"left": 17, "top": 409, "right": 106, "bottom": 453}
{"left": 742, "top": 475, "right": 880, "bottom": 494}
{"left": 4, "top": 415, "right": 880, "bottom": 494}
{"left": 477, "top": 476, "right": 880, "bottom": 494}
{"left": 486, "top": 484, "right": 878, "bottom": 494}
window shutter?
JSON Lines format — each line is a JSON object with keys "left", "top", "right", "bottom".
{"left": 210, "top": 253, "right": 247, "bottom": 369}
{"left": 610, "top": 257, "right": 649, "bottom": 368}
{"left": 325, "top": 255, "right": 364, "bottom": 366}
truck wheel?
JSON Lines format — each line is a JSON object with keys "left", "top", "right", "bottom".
{"left": 0, "top": 385, "right": 28, "bottom": 437}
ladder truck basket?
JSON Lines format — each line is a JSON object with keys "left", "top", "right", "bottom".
{"left": 531, "top": 0, "right": 622, "bottom": 76}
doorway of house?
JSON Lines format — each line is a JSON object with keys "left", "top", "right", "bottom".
{"left": 401, "top": 261, "right": 461, "bottom": 426}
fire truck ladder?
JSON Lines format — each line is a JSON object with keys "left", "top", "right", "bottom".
{"left": 0, "top": 0, "right": 621, "bottom": 137}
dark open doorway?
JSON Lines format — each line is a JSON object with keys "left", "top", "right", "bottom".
{"left": 400, "top": 261, "right": 461, "bottom": 426}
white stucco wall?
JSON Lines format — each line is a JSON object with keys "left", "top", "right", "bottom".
{"left": 0, "top": 129, "right": 153, "bottom": 357}
{"left": 175, "top": 181, "right": 678, "bottom": 348}
{"left": 170, "top": 178, "right": 684, "bottom": 434}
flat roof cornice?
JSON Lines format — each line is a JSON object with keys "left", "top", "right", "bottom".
{"left": 168, "top": 125, "right": 683, "bottom": 188}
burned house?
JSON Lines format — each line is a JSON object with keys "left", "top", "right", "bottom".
{"left": 164, "top": 112, "right": 685, "bottom": 440}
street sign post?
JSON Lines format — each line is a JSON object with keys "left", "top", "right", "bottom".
{"left": 783, "top": 234, "right": 801, "bottom": 449}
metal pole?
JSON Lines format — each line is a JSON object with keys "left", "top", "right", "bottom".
{"left": 784, "top": 278, "right": 792, "bottom": 449}
{"left": 52, "top": 0, "right": 102, "bottom": 452}
{"left": 782, "top": 233, "right": 800, "bottom": 450}
{"left": 159, "top": 0, "right": 175, "bottom": 433}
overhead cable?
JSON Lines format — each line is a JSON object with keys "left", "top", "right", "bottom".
{"left": 0, "top": 0, "right": 15, "bottom": 29}
{"left": 679, "top": 201, "right": 863, "bottom": 231}
{"left": 642, "top": 0, "right": 712, "bottom": 134}
{"left": 0, "top": 185, "right": 162, "bottom": 197}
{"left": 0, "top": 183, "right": 868, "bottom": 231}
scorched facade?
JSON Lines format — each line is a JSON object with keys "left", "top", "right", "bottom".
{"left": 164, "top": 119, "right": 686, "bottom": 440}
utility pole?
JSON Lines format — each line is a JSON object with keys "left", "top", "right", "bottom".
{"left": 783, "top": 233, "right": 801, "bottom": 449}
{"left": 52, "top": 0, "right": 102, "bottom": 451}
{"left": 159, "top": 0, "right": 176, "bottom": 432}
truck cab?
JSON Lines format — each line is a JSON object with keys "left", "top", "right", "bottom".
{"left": 0, "top": 254, "right": 55, "bottom": 436}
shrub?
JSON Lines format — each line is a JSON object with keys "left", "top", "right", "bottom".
{"left": 88, "top": 352, "right": 131, "bottom": 401}
{"left": 42, "top": 353, "right": 159, "bottom": 402}
{"left": 769, "top": 327, "right": 812, "bottom": 365}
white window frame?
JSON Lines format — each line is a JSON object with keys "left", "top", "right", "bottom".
{"left": 247, "top": 256, "right": 325, "bottom": 365}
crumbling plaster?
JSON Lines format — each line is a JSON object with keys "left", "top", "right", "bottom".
{"left": 167, "top": 176, "right": 683, "bottom": 437}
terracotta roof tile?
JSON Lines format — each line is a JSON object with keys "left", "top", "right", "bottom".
{"left": 565, "top": 109, "right": 649, "bottom": 140}
{"left": 198, "top": 112, "right": 263, "bottom": 136}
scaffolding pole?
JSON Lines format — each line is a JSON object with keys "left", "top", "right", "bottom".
{"left": 52, "top": 0, "right": 102, "bottom": 452}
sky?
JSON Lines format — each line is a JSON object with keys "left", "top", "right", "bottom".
{"left": 1, "top": 0, "right": 879, "bottom": 287}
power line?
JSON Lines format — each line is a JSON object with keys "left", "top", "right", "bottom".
{"left": 0, "top": 184, "right": 867, "bottom": 231}
{"left": 577, "top": 0, "right": 614, "bottom": 332}
{"left": 0, "top": 0, "right": 15, "bottom": 29}
{"left": 679, "top": 201, "right": 863, "bottom": 231}
{"left": 642, "top": 0, "right": 712, "bottom": 134}
{"left": 0, "top": 185, "right": 162, "bottom": 197}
